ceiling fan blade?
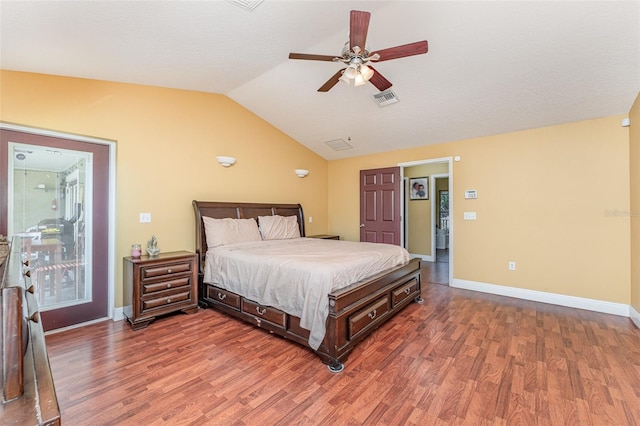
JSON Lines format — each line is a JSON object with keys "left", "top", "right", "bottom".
{"left": 318, "top": 69, "right": 345, "bottom": 92}
{"left": 372, "top": 40, "right": 428, "bottom": 62}
{"left": 289, "top": 53, "right": 337, "bottom": 62}
{"left": 367, "top": 66, "right": 392, "bottom": 92}
{"left": 349, "top": 10, "right": 370, "bottom": 52}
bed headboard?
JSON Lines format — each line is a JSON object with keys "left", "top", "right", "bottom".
{"left": 192, "top": 200, "right": 305, "bottom": 276}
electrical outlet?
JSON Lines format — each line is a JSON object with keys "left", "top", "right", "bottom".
{"left": 508, "top": 261, "right": 516, "bottom": 271}
{"left": 309, "top": 216, "right": 313, "bottom": 223}
{"left": 139, "top": 213, "right": 151, "bottom": 223}
{"left": 463, "top": 212, "right": 477, "bottom": 220}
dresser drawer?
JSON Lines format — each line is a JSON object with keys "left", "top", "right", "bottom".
{"left": 242, "top": 299, "right": 286, "bottom": 328}
{"left": 207, "top": 286, "right": 241, "bottom": 309}
{"left": 349, "top": 297, "right": 389, "bottom": 339}
{"left": 142, "top": 291, "right": 190, "bottom": 311}
{"left": 392, "top": 277, "right": 419, "bottom": 307}
{"left": 143, "top": 276, "right": 191, "bottom": 295}
{"left": 141, "top": 262, "right": 191, "bottom": 280}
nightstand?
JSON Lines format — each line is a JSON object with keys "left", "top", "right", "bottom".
{"left": 123, "top": 250, "right": 198, "bottom": 330}
{"left": 307, "top": 234, "right": 340, "bottom": 240}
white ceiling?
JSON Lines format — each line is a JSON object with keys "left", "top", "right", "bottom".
{"left": 1, "top": 1, "right": 639, "bottom": 160}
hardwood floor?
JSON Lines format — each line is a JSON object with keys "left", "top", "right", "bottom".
{"left": 45, "top": 272, "right": 640, "bottom": 425}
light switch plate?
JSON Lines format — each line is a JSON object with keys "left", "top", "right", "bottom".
{"left": 465, "top": 190, "right": 478, "bottom": 199}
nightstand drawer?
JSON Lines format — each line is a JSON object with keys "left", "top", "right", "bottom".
{"left": 143, "top": 276, "right": 191, "bottom": 295}
{"left": 141, "top": 262, "right": 191, "bottom": 280}
{"left": 142, "top": 291, "right": 190, "bottom": 311}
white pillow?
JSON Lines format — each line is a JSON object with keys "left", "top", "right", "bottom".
{"left": 202, "top": 216, "right": 262, "bottom": 249}
{"left": 258, "top": 215, "right": 301, "bottom": 240}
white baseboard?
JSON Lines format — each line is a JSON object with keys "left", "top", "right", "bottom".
{"left": 452, "top": 279, "right": 630, "bottom": 317}
{"left": 112, "top": 306, "right": 125, "bottom": 322}
{"left": 631, "top": 305, "right": 640, "bottom": 329}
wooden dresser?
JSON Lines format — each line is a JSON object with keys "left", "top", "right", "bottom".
{"left": 123, "top": 251, "right": 198, "bottom": 330}
{"left": 1, "top": 238, "right": 61, "bottom": 425}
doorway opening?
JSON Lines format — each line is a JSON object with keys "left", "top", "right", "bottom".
{"left": 400, "top": 157, "right": 453, "bottom": 285}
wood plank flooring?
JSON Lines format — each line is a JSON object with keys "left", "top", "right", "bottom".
{"left": 45, "top": 266, "right": 640, "bottom": 425}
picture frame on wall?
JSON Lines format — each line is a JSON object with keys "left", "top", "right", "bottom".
{"left": 409, "top": 177, "right": 429, "bottom": 200}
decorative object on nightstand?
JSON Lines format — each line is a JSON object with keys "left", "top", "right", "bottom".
{"left": 131, "top": 244, "right": 142, "bottom": 258}
{"left": 307, "top": 234, "right": 340, "bottom": 240}
{"left": 146, "top": 235, "right": 160, "bottom": 257}
{"left": 123, "top": 251, "right": 198, "bottom": 330}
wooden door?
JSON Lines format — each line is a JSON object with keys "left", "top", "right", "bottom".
{"left": 359, "top": 167, "right": 401, "bottom": 245}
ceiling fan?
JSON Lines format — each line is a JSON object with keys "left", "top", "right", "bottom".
{"left": 288, "top": 10, "right": 428, "bottom": 92}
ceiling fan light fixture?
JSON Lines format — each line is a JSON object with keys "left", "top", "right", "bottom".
{"left": 354, "top": 74, "right": 366, "bottom": 86}
{"left": 360, "top": 65, "right": 374, "bottom": 81}
{"left": 344, "top": 65, "right": 358, "bottom": 79}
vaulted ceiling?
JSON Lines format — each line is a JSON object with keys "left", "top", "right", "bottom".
{"left": 1, "top": 1, "right": 638, "bottom": 160}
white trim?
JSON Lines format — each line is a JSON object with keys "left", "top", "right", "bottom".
{"left": 631, "top": 305, "right": 640, "bottom": 329}
{"left": 1, "top": 122, "right": 117, "bottom": 323}
{"left": 113, "top": 306, "right": 125, "bottom": 322}
{"left": 452, "top": 278, "right": 631, "bottom": 317}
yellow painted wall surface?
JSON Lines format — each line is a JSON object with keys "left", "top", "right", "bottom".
{"left": 630, "top": 93, "right": 640, "bottom": 313}
{"left": 0, "top": 70, "right": 329, "bottom": 308}
{"left": 329, "top": 116, "right": 631, "bottom": 304}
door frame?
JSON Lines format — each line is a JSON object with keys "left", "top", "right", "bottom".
{"left": 399, "top": 157, "right": 453, "bottom": 285}
{"left": 1, "top": 122, "right": 117, "bottom": 327}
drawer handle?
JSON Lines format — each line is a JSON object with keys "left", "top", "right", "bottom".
{"left": 217, "top": 292, "right": 226, "bottom": 301}
{"left": 256, "top": 306, "right": 266, "bottom": 316}
{"left": 167, "top": 298, "right": 172, "bottom": 303}
{"left": 24, "top": 269, "right": 31, "bottom": 278}
{"left": 166, "top": 283, "right": 171, "bottom": 288}
{"left": 404, "top": 287, "right": 411, "bottom": 295}
{"left": 167, "top": 269, "right": 173, "bottom": 274}
{"left": 368, "top": 309, "right": 377, "bottom": 320}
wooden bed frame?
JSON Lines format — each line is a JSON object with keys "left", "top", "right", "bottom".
{"left": 193, "top": 200, "right": 422, "bottom": 372}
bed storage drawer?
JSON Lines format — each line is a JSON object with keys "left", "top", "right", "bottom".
{"left": 242, "top": 299, "right": 286, "bottom": 328}
{"left": 208, "top": 286, "right": 241, "bottom": 309}
{"left": 348, "top": 297, "right": 389, "bottom": 339}
{"left": 392, "top": 277, "right": 420, "bottom": 307}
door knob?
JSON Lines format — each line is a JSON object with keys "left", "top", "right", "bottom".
{"left": 360, "top": 224, "right": 365, "bottom": 228}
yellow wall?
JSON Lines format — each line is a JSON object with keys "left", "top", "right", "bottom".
{"left": 630, "top": 93, "right": 640, "bottom": 314}
{"left": 0, "top": 70, "right": 329, "bottom": 307}
{"left": 329, "top": 116, "right": 631, "bottom": 304}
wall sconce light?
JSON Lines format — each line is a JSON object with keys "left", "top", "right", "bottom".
{"left": 295, "top": 169, "right": 309, "bottom": 178}
{"left": 216, "top": 156, "right": 236, "bottom": 167}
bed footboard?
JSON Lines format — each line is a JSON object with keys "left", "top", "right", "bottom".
{"left": 199, "top": 257, "right": 422, "bottom": 371}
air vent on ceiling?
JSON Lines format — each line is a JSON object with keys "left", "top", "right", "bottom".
{"left": 227, "top": 0, "right": 263, "bottom": 11}
{"left": 372, "top": 89, "right": 399, "bottom": 107}
{"left": 325, "top": 138, "right": 353, "bottom": 151}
